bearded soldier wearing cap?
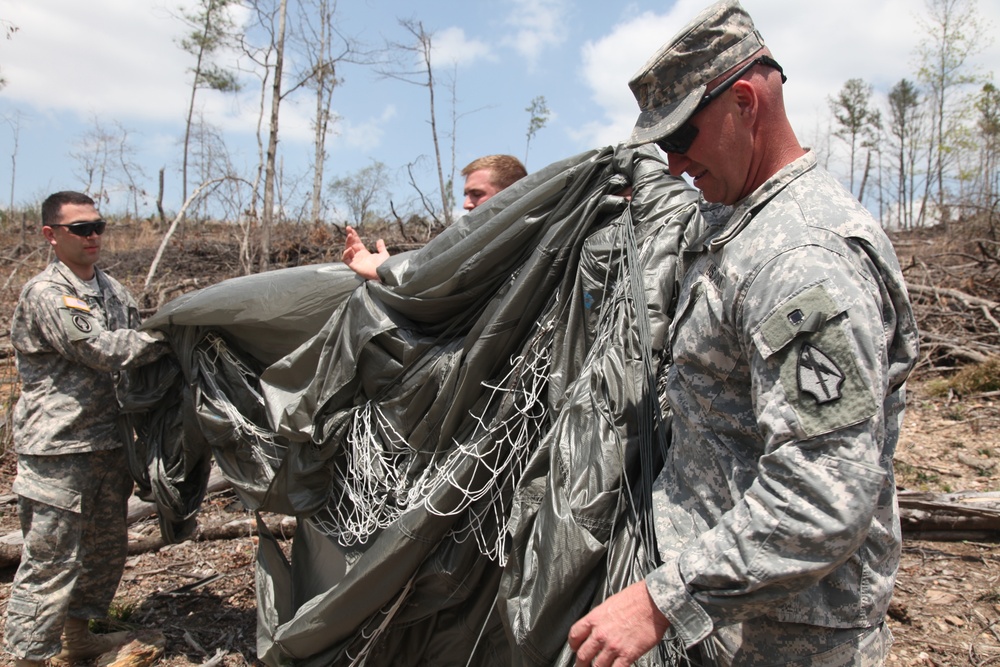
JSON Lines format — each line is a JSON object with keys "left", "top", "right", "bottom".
{"left": 5, "top": 191, "right": 171, "bottom": 667}
{"left": 569, "top": 2, "right": 918, "bottom": 666}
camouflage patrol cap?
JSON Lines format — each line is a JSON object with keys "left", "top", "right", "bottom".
{"left": 626, "top": 0, "right": 766, "bottom": 147}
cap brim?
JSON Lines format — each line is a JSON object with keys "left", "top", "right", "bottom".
{"left": 626, "top": 85, "right": 705, "bottom": 148}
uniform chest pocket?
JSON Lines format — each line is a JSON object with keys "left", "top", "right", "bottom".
{"left": 669, "top": 270, "right": 738, "bottom": 411}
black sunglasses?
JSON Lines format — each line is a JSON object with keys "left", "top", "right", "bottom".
{"left": 656, "top": 55, "right": 787, "bottom": 155}
{"left": 49, "top": 220, "right": 107, "bottom": 237}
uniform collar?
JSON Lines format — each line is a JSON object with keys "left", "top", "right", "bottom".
{"left": 708, "top": 150, "right": 817, "bottom": 252}
{"left": 51, "top": 260, "right": 104, "bottom": 296}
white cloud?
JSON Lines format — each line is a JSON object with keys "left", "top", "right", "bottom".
{"left": 572, "top": 9, "right": 687, "bottom": 148}
{"left": 4, "top": 0, "right": 998, "bottom": 212}
{"left": 0, "top": 0, "right": 280, "bottom": 144}
{"left": 2, "top": 0, "right": 208, "bottom": 122}
{"left": 431, "top": 26, "right": 494, "bottom": 68}
{"left": 572, "top": 0, "right": 1000, "bottom": 151}
{"left": 337, "top": 105, "right": 398, "bottom": 152}
{"left": 502, "top": 0, "right": 569, "bottom": 63}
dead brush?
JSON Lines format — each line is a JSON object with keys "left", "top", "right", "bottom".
{"left": 926, "top": 355, "right": 1000, "bottom": 397}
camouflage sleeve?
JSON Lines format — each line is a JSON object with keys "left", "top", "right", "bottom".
{"left": 647, "top": 242, "right": 893, "bottom": 639}
{"left": 23, "top": 282, "right": 170, "bottom": 373}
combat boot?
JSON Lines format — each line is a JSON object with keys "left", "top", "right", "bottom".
{"left": 52, "top": 617, "right": 130, "bottom": 664}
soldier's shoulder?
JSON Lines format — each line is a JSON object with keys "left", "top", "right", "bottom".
{"left": 18, "top": 267, "right": 69, "bottom": 301}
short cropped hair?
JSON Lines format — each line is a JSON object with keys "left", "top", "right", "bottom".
{"left": 42, "top": 191, "right": 96, "bottom": 227}
{"left": 461, "top": 155, "right": 527, "bottom": 190}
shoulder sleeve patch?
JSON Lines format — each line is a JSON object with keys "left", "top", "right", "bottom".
{"left": 778, "top": 317, "right": 878, "bottom": 438}
{"left": 751, "top": 283, "right": 878, "bottom": 437}
{"left": 59, "top": 307, "right": 98, "bottom": 342}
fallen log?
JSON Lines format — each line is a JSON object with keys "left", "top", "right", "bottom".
{"left": 0, "top": 468, "right": 243, "bottom": 569}
{"left": 3, "top": 482, "right": 996, "bottom": 571}
{"left": 899, "top": 490, "right": 1000, "bottom": 540}
{"left": 127, "top": 514, "right": 296, "bottom": 556}
{"left": 907, "top": 283, "right": 999, "bottom": 311}
{"left": 918, "top": 331, "right": 995, "bottom": 364}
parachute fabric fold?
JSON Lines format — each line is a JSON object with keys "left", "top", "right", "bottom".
{"left": 127, "top": 145, "right": 704, "bottom": 666}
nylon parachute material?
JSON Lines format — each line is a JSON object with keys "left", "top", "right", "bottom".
{"left": 125, "top": 144, "right": 705, "bottom": 666}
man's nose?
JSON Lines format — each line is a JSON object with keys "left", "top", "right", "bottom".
{"left": 463, "top": 197, "right": 475, "bottom": 211}
{"left": 666, "top": 152, "right": 689, "bottom": 178}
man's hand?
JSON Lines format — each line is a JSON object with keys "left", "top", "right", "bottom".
{"left": 342, "top": 225, "right": 390, "bottom": 281}
{"left": 568, "top": 581, "right": 670, "bottom": 667}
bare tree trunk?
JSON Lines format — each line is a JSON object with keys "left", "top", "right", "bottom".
{"left": 181, "top": 28, "right": 207, "bottom": 226}
{"left": 310, "top": 77, "right": 331, "bottom": 226}
{"left": 6, "top": 113, "right": 18, "bottom": 216}
{"left": 308, "top": 3, "right": 337, "bottom": 227}
{"left": 145, "top": 177, "right": 227, "bottom": 290}
{"left": 858, "top": 149, "right": 872, "bottom": 205}
{"left": 156, "top": 167, "right": 167, "bottom": 228}
{"left": 259, "top": 0, "right": 288, "bottom": 273}
{"left": 425, "top": 45, "right": 452, "bottom": 228}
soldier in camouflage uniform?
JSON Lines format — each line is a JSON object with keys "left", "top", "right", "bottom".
{"left": 569, "top": 2, "right": 919, "bottom": 666}
{"left": 5, "top": 191, "right": 171, "bottom": 667}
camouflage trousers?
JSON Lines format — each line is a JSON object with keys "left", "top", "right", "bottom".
{"left": 4, "top": 448, "right": 132, "bottom": 660}
{"left": 692, "top": 618, "right": 893, "bottom": 667}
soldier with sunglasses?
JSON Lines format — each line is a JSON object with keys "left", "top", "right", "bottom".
{"left": 5, "top": 191, "right": 171, "bottom": 667}
{"left": 568, "top": 2, "right": 918, "bottom": 666}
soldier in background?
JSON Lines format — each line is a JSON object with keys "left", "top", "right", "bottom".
{"left": 5, "top": 191, "right": 172, "bottom": 667}
{"left": 342, "top": 154, "right": 528, "bottom": 281}
{"left": 457, "top": 154, "right": 528, "bottom": 212}
{"left": 568, "top": 1, "right": 919, "bottom": 665}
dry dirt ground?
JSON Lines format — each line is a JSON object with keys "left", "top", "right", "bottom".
{"left": 0, "top": 223, "right": 997, "bottom": 666}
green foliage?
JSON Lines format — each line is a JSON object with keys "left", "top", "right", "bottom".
{"left": 895, "top": 459, "right": 944, "bottom": 491}
{"left": 976, "top": 83, "right": 1000, "bottom": 138}
{"left": 0, "top": 19, "right": 18, "bottom": 90}
{"left": 179, "top": 0, "right": 242, "bottom": 93}
{"left": 926, "top": 356, "right": 1000, "bottom": 396}
{"left": 524, "top": 96, "right": 551, "bottom": 165}
{"left": 107, "top": 599, "right": 137, "bottom": 623}
{"left": 829, "top": 78, "right": 881, "bottom": 197}
{"left": 197, "top": 65, "right": 240, "bottom": 93}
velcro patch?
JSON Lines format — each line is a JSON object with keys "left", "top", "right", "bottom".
{"left": 62, "top": 295, "right": 91, "bottom": 312}
{"left": 755, "top": 283, "right": 840, "bottom": 359}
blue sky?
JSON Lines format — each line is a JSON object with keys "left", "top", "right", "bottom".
{"left": 1, "top": 0, "right": 998, "bottom": 219}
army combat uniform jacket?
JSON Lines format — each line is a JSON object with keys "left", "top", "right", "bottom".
{"left": 645, "top": 152, "right": 919, "bottom": 652}
{"left": 7, "top": 260, "right": 171, "bottom": 661}
{"left": 11, "top": 261, "right": 168, "bottom": 456}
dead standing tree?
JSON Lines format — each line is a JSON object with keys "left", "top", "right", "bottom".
{"left": 144, "top": 177, "right": 231, "bottom": 292}
{"left": 177, "top": 0, "right": 242, "bottom": 226}
{"left": 379, "top": 19, "right": 454, "bottom": 230}
{"left": 259, "top": 0, "right": 288, "bottom": 273}
{"left": 914, "top": 0, "right": 991, "bottom": 228}
{"left": 242, "top": 0, "right": 342, "bottom": 271}
{"left": 293, "top": 0, "right": 358, "bottom": 228}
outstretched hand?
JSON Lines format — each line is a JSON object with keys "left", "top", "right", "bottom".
{"left": 568, "top": 581, "right": 670, "bottom": 667}
{"left": 342, "top": 225, "right": 390, "bottom": 281}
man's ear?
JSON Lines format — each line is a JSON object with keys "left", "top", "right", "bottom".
{"left": 42, "top": 226, "right": 57, "bottom": 245}
{"left": 731, "top": 80, "right": 757, "bottom": 120}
